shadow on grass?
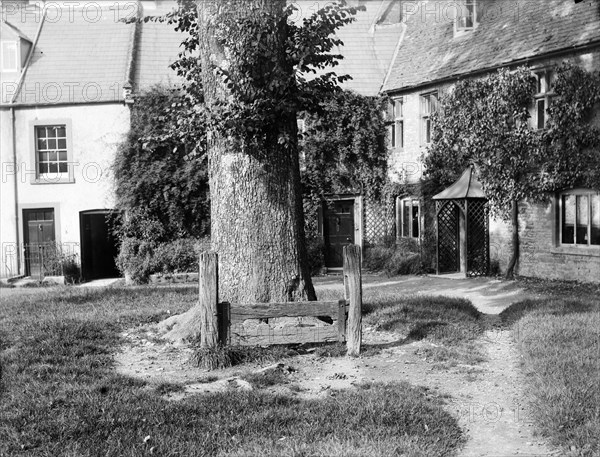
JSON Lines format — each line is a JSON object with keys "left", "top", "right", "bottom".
{"left": 499, "top": 298, "right": 597, "bottom": 326}
{"left": 1, "top": 312, "right": 466, "bottom": 456}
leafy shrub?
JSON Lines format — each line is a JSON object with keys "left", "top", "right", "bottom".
{"left": 363, "top": 240, "right": 424, "bottom": 276}
{"left": 385, "top": 251, "right": 422, "bottom": 276}
{"left": 489, "top": 259, "right": 501, "bottom": 276}
{"left": 116, "top": 237, "right": 205, "bottom": 284}
{"left": 61, "top": 256, "right": 81, "bottom": 284}
{"left": 151, "top": 238, "right": 200, "bottom": 274}
{"left": 306, "top": 235, "right": 325, "bottom": 276}
{"left": 363, "top": 245, "right": 392, "bottom": 272}
{"left": 116, "top": 237, "right": 156, "bottom": 284}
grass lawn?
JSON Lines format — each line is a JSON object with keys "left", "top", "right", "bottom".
{"left": 0, "top": 285, "right": 466, "bottom": 457}
{"left": 501, "top": 286, "right": 600, "bottom": 457}
{"left": 318, "top": 287, "right": 487, "bottom": 367}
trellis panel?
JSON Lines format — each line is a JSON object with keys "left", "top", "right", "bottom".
{"left": 466, "top": 200, "right": 489, "bottom": 276}
{"left": 437, "top": 201, "right": 460, "bottom": 274}
{"left": 363, "top": 199, "right": 395, "bottom": 245}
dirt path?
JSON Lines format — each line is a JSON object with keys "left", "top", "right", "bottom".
{"left": 114, "top": 275, "right": 558, "bottom": 457}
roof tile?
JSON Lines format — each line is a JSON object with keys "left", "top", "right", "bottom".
{"left": 383, "top": 0, "right": 600, "bottom": 93}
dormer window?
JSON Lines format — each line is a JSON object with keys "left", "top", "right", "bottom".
{"left": 455, "top": 0, "right": 478, "bottom": 32}
{"left": 1, "top": 41, "right": 18, "bottom": 72}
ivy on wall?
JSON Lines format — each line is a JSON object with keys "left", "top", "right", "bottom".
{"left": 299, "top": 90, "right": 391, "bottom": 233}
{"left": 541, "top": 63, "right": 600, "bottom": 191}
{"left": 423, "top": 63, "right": 600, "bottom": 208}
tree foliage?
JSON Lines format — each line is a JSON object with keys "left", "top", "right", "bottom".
{"left": 112, "top": 85, "right": 209, "bottom": 241}
{"left": 160, "top": 0, "right": 365, "bottom": 155}
{"left": 424, "top": 63, "right": 600, "bottom": 209}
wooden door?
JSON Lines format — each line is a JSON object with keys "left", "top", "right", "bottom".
{"left": 23, "top": 209, "right": 55, "bottom": 278}
{"left": 80, "top": 211, "right": 120, "bottom": 280}
{"left": 323, "top": 200, "right": 355, "bottom": 268}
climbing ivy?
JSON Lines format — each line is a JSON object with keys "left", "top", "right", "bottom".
{"left": 424, "top": 67, "right": 543, "bottom": 218}
{"left": 423, "top": 63, "right": 600, "bottom": 278}
{"left": 300, "top": 90, "right": 389, "bottom": 231}
{"left": 541, "top": 63, "right": 600, "bottom": 191}
{"left": 112, "top": 85, "right": 209, "bottom": 240}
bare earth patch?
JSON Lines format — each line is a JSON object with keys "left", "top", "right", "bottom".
{"left": 114, "top": 276, "right": 561, "bottom": 457}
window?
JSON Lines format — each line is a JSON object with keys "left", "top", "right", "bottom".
{"left": 1, "top": 41, "right": 18, "bottom": 72}
{"left": 397, "top": 198, "right": 420, "bottom": 239}
{"left": 34, "top": 124, "right": 72, "bottom": 181}
{"left": 390, "top": 98, "right": 404, "bottom": 149}
{"left": 533, "top": 69, "right": 555, "bottom": 130}
{"left": 456, "top": 0, "right": 478, "bottom": 31}
{"left": 420, "top": 92, "right": 438, "bottom": 145}
{"left": 559, "top": 190, "right": 600, "bottom": 246}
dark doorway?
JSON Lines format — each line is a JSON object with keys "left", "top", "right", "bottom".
{"left": 80, "top": 210, "right": 120, "bottom": 280}
{"left": 323, "top": 200, "right": 355, "bottom": 268}
{"left": 23, "top": 208, "right": 55, "bottom": 277}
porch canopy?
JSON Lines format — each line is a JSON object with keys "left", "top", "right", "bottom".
{"left": 433, "top": 166, "right": 489, "bottom": 277}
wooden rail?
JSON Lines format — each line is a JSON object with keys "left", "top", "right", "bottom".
{"left": 219, "top": 300, "right": 348, "bottom": 346}
{"left": 199, "top": 245, "right": 362, "bottom": 355}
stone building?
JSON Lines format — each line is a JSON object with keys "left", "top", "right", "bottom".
{"left": 381, "top": 0, "right": 600, "bottom": 281}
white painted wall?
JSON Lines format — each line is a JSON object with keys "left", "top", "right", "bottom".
{"left": 0, "top": 102, "right": 130, "bottom": 277}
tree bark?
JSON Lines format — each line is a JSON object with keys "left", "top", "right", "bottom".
{"left": 505, "top": 199, "right": 519, "bottom": 279}
{"left": 199, "top": 0, "right": 315, "bottom": 305}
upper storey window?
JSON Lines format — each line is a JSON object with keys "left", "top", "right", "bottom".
{"left": 389, "top": 97, "right": 404, "bottom": 149}
{"left": 533, "top": 69, "right": 555, "bottom": 130}
{"left": 420, "top": 92, "right": 438, "bottom": 145}
{"left": 455, "top": 0, "right": 478, "bottom": 32}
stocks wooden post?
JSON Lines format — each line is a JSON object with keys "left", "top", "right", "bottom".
{"left": 199, "top": 251, "right": 219, "bottom": 348}
{"left": 343, "top": 245, "right": 362, "bottom": 356}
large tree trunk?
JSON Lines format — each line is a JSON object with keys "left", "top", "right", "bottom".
{"left": 505, "top": 199, "right": 519, "bottom": 279}
{"left": 208, "top": 143, "right": 316, "bottom": 304}
{"left": 159, "top": 0, "right": 316, "bottom": 342}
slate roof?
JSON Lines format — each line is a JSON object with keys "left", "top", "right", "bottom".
{"left": 294, "top": 0, "right": 404, "bottom": 96}
{"left": 4, "top": 4, "right": 134, "bottom": 105}
{"left": 383, "top": 0, "right": 600, "bottom": 93}
{"left": 134, "top": 19, "right": 185, "bottom": 91}
{"left": 2, "top": 0, "right": 401, "bottom": 105}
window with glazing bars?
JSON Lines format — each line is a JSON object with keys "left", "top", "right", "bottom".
{"left": 420, "top": 92, "right": 437, "bottom": 145}
{"left": 36, "top": 125, "right": 68, "bottom": 174}
{"left": 560, "top": 190, "right": 600, "bottom": 246}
